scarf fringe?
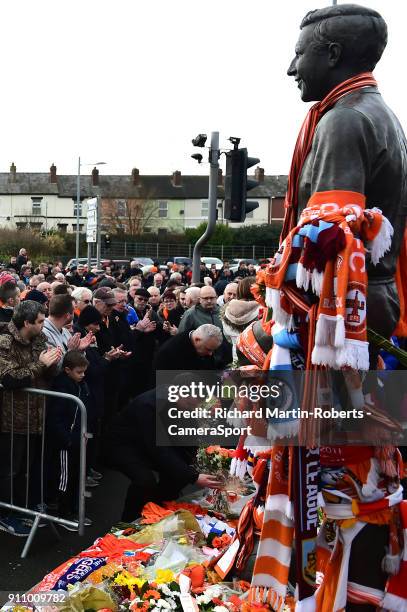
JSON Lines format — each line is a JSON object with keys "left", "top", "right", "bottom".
{"left": 369, "top": 213, "right": 394, "bottom": 266}
{"left": 249, "top": 586, "right": 285, "bottom": 611}
{"left": 311, "top": 345, "right": 337, "bottom": 368}
{"left": 381, "top": 592, "right": 407, "bottom": 612}
{"left": 336, "top": 339, "right": 370, "bottom": 370}
{"left": 267, "top": 421, "right": 299, "bottom": 441}
{"left": 266, "top": 287, "right": 292, "bottom": 328}
{"left": 311, "top": 269, "right": 324, "bottom": 296}
{"left": 296, "top": 262, "right": 312, "bottom": 292}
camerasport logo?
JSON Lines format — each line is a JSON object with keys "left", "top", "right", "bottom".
{"left": 345, "top": 282, "right": 367, "bottom": 334}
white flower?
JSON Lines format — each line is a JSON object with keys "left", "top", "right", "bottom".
{"left": 196, "top": 594, "right": 212, "bottom": 605}
{"left": 156, "top": 601, "right": 172, "bottom": 609}
{"left": 213, "top": 606, "right": 230, "bottom": 612}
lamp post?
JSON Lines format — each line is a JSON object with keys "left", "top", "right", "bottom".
{"left": 75, "top": 158, "right": 107, "bottom": 263}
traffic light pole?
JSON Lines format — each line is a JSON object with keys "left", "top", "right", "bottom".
{"left": 192, "top": 131, "right": 219, "bottom": 283}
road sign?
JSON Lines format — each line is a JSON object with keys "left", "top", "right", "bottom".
{"left": 86, "top": 197, "right": 98, "bottom": 243}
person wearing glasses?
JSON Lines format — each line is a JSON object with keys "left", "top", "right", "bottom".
{"left": 177, "top": 286, "right": 232, "bottom": 369}
{"left": 71, "top": 287, "right": 93, "bottom": 322}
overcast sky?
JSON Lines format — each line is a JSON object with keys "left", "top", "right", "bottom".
{"left": 1, "top": 0, "right": 405, "bottom": 178}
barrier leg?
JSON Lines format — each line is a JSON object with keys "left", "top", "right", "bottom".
{"left": 21, "top": 515, "right": 40, "bottom": 559}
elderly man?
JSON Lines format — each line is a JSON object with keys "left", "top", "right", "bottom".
{"left": 153, "top": 273, "right": 165, "bottom": 293}
{"left": 37, "top": 282, "right": 52, "bottom": 302}
{"left": 217, "top": 282, "right": 238, "bottom": 307}
{"left": 184, "top": 286, "right": 201, "bottom": 309}
{"left": 71, "top": 287, "right": 93, "bottom": 319}
{"left": 153, "top": 324, "right": 223, "bottom": 372}
{"left": 178, "top": 287, "right": 232, "bottom": 368}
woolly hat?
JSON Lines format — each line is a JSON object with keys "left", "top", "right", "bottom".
{"left": 134, "top": 287, "right": 150, "bottom": 299}
{"left": 78, "top": 305, "right": 102, "bottom": 327}
{"left": 0, "top": 272, "right": 16, "bottom": 286}
{"left": 24, "top": 289, "right": 48, "bottom": 304}
{"left": 224, "top": 299, "right": 259, "bottom": 326}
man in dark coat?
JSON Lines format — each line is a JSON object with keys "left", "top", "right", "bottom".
{"left": 104, "top": 385, "right": 222, "bottom": 521}
{"left": 153, "top": 324, "right": 222, "bottom": 374}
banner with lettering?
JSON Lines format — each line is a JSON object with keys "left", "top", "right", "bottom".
{"left": 292, "top": 446, "right": 319, "bottom": 601}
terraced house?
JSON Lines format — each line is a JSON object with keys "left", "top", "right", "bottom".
{"left": 0, "top": 164, "right": 287, "bottom": 235}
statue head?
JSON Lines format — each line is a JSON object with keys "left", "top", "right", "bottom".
{"left": 287, "top": 4, "right": 387, "bottom": 102}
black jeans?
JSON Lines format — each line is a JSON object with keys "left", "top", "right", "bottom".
{"left": 105, "top": 443, "right": 182, "bottom": 522}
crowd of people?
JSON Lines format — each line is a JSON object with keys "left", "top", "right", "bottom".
{"left": 0, "top": 250, "right": 265, "bottom": 536}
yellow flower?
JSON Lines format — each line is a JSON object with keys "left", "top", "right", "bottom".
{"left": 155, "top": 568, "right": 175, "bottom": 584}
{"left": 114, "top": 570, "right": 146, "bottom": 591}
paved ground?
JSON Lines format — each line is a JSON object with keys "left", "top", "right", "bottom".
{"left": 0, "top": 469, "right": 129, "bottom": 603}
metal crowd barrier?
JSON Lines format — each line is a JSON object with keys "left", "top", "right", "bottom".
{"left": 0, "top": 385, "right": 90, "bottom": 558}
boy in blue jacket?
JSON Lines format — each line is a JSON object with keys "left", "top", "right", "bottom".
{"left": 46, "top": 350, "right": 91, "bottom": 525}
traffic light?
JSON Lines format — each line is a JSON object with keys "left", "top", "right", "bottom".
{"left": 223, "top": 146, "right": 260, "bottom": 222}
{"left": 103, "top": 234, "right": 111, "bottom": 251}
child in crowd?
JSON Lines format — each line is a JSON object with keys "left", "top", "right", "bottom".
{"left": 46, "top": 350, "right": 91, "bottom": 527}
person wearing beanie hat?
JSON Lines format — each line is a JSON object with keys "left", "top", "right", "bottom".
{"left": 73, "top": 304, "right": 122, "bottom": 484}
{"left": 78, "top": 305, "right": 102, "bottom": 328}
{"left": 24, "top": 289, "right": 49, "bottom": 305}
{"left": 221, "top": 298, "right": 260, "bottom": 361}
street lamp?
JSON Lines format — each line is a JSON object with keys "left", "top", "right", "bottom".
{"left": 75, "top": 157, "right": 107, "bottom": 263}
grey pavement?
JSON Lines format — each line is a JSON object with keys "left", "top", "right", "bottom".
{"left": 0, "top": 469, "right": 129, "bottom": 602}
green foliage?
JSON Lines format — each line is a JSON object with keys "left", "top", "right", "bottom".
{"left": 184, "top": 222, "right": 234, "bottom": 245}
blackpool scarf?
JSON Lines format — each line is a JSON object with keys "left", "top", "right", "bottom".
{"left": 265, "top": 194, "right": 391, "bottom": 371}
{"left": 281, "top": 72, "right": 377, "bottom": 241}
{"left": 249, "top": 446, "right": 294, "bottom": 611}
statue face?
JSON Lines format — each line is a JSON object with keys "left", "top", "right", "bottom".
{"left": 287, "top": 25, "right": 330, "bottom": 102}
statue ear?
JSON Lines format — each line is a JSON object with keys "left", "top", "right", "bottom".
{"left": 327, "top": 42, "right": 342, "bottom": 67}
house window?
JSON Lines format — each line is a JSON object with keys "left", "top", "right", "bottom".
{"left": 73, "top": 199, "right": 82, "bottom": 216}
{"left": 158, "top": 201, "right": 168, "bottom": 218}
{"left": 57, "top": 223, "right": 68, "bottom": 233}
{"left": 201, "top": 200, "right": 209, "bottom": 218}
{"left": 30, "top": 222, "right": 43, "bottom": 232}
{"left": 144, "top": 227, "right": 152, "bottom": 233}
{"left": 16, "top": 222, "right": 28, "bottom": 230}
{"left": 72, "top": 223, "right": 84, "bottom": 232}
{"left": 117, "top": 200, "right": 126, "bottom": 216}
{"left": 31, "top": 197, "right": 43, "bottom": 215}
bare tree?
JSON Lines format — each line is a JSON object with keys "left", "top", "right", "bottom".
{"left": 102, "top": 198, "right": 159, "bottom": 235}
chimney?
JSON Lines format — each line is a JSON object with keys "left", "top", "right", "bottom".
{"left": 91, "top": 167, "right": 99, "bottom": 186}
{"left": 50, "top": 163, "right": 57, "bottom": 183}
{"left": 131, "top": 167, "right": 140, "bottom": 186}
{"left": 9, "top": 162, "right": 16, "bottom": 183}
{"left": 172, "top": 170, "right": 182, "bottom": 186}
{"left": 255, "top": 167, "right": 265, "bottom": 182}
{"left": 217, "top": 168, "right": 223, "bottom": 186}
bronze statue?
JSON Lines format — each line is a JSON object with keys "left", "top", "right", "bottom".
{"left": 287, "top": 4, "right": 407, "bottom": 356}
{"left": 283, "top": 5, "right": 407, "bottom": 611}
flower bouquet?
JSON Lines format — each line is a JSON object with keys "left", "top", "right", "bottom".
{"left": 196, "top": 446, "right": 244, "bottom": 516}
